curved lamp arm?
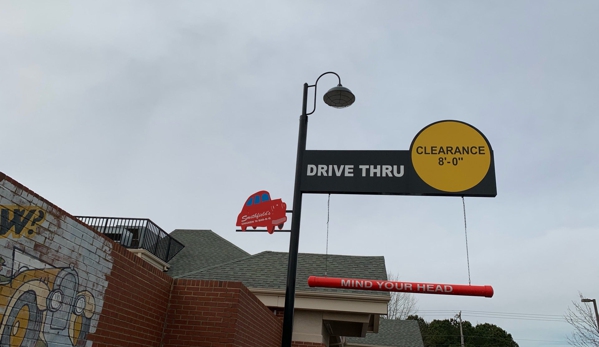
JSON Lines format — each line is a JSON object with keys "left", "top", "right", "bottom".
{"left": 306, "top": 71, "right": 342, "bottom": 116}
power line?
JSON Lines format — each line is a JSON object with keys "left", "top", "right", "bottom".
{"left": 461, "top": 197, "right": 471, "bottom": 285}
{"left": 516, "top": 337, "right": 569, "bottom": 343}
{"left": 419, "top": 310, "right": 563, "bottom": 317}
{"left": 418, "top": 309, "right": 566, "bottom": 322}
{"left": 413, "top": 310, "right": 571, "bottom": 346}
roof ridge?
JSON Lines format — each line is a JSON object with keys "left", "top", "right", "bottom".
{"left": 261, "top": 251, "right": 385, "bottom": 259}
{"left": 171, "top": 229, "right": 250, "bottom": 256}
{"left": 175, "top": 250, "right": 271, "bottom": 278}
{"left": 302, "top": 252, "right": 385, "bottom": 258}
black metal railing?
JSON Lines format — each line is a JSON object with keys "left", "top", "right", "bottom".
{"left": 75, "top": 216, "right": 184, "bottom": 263}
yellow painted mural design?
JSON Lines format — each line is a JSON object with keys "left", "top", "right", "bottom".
{"left": 0, "top": 248, "right": 95, "bottom": 347}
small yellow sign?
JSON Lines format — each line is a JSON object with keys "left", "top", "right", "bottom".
{"left": 411, "top": 121, "right": 491, "bottom": 192}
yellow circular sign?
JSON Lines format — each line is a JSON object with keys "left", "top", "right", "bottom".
{"left": 410, "top": 120, "right": 491, "bottom": 192}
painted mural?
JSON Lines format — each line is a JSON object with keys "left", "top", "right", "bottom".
{"left": 1, "top": 248, "right": 95, "bottom": 347}
{"left": 0, "top": 190, "right": 113, "bottom": 347}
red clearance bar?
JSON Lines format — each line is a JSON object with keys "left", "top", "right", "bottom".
{"left": 307, "top": 276, "right": 493, "bottom": 298}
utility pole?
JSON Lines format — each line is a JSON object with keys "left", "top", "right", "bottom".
{"left": 456, "top": 311, "right": 465, "bottom": 347}
{"left": 581, "top": 298, "right": 599, "bottom": 331}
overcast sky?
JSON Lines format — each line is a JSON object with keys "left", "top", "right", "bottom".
{"left": 2, "top": 1, "right": 598, "bottom": 346}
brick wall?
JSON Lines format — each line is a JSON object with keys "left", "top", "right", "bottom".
{"left": 292, "top": 342, "right": 326, "bottom": 347}
{"left": 234, "top": 281, "right": 283, "bottom": 347}
{"left": 88, "top": 246, "right": 173, "bottom": 347}
{"left": 162, "top": 279, "right": 282, "bottom": 347}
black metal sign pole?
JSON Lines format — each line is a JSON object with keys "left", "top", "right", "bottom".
{"left": 281, "top": 82, "right": 309, "bottom": 347}
{"left": 281, "top": 73, "right": 355, "bottom": 347}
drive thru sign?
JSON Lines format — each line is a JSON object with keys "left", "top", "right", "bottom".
{"left": 301, "top": 120, "right": 496, "bottom": 197}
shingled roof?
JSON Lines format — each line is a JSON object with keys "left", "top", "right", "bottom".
{"left": 346, "top": 318, "right": 424, "bottom": 347}
{"left": 177, "top": 250, "right": 389, "bottom": 297}
{"left": 168, "top": 230, "right": 407, "bottom": 343}
{"left": 167, "top": 229, "right": 250, "bottom": 277}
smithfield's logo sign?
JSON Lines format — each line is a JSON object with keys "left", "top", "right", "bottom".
{"left": 300, "top": 120, "right": 496, "bottom": 197}
{"left": 236, "top": 191, "right": 288, "bottom": 234}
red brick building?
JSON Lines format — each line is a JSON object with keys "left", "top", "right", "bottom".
{"left": 0, "top": 172, "right": 423, "bottom": 347}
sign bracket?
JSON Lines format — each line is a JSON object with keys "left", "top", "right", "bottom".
{"left": 236, "top": 229, "right": 291, "bottom": 233}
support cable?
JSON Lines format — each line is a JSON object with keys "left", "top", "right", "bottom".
{"left": 325, "top": 194, "right": 331, "bottom": 276}
{"left": 462, "top": 196, "right": 471, "bottom": 285}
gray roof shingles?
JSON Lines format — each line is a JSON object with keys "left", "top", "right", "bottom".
{"left": 167, "top": 229, "right": 250, "bottom": 278}
{"left": 168, "top": 230, "right": 415, "bottom": 344}
{"left": 175, "top": 245, "right": 389, "bottom": 297}
{"left": 346, "top": 319, "right": 424, "bottom": 347}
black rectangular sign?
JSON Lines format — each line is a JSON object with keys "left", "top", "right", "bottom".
{"left": 300, "top": 150, "right": 496, "bottom": 197}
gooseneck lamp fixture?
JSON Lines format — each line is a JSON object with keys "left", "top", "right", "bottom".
{"left": 323, "top": 85, "right": 356, "bottom": 108}
{"left": 281, "top": 72, "right": 355, "bottom": 347}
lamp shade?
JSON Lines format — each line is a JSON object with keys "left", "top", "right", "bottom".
{"left": 323, "top": 85, "right": 355, "bottom": 108}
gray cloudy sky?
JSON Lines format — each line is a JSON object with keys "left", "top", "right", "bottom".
{"left": 2, "top": 1, "right": 598, "bottom": 346}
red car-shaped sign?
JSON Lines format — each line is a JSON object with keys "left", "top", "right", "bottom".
{"left": 236, "top": 191, "right": 287, "bottom": 234}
